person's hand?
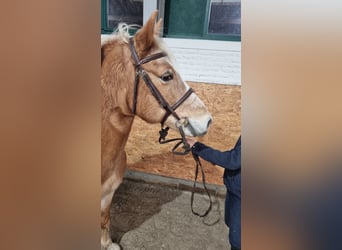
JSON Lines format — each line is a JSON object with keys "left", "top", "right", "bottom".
{"left": 186, "top": 138, "right": 197, "bottom": 148}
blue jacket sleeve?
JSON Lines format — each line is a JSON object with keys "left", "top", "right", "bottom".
{"left": 191, "top": 136, "right": 241, "bottom": 170}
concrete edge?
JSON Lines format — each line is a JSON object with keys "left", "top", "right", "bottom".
{"left": 124, "top": 170, "right": 226, "bottom": 198}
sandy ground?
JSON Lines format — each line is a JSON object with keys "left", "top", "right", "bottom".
{"left": 126, "top": 82, "right": 241, "bottom": 185}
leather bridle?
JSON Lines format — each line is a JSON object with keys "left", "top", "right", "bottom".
{"left": 129, "top": 37, "right": 193, "bottom": 155}
{"left": 128, "top": 37, "right": 213, "bottom": 218}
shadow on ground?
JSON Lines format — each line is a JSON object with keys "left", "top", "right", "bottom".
{"left": 109, "top": 177, "right": 230, "bottom": 249}
{"left": 110, "top": 179, "right": 182, "bottom": 242}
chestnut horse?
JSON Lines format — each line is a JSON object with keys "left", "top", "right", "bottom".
{"left": 101, "top": 11, "right": 212, "bottom": 249}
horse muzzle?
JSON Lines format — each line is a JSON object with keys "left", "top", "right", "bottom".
{"left": 176, "top": 115, "right": 212, "bottom": 137}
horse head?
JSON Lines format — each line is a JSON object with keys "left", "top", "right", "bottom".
{"left": 102, "top": 10, "right": 212, "bottom": 137}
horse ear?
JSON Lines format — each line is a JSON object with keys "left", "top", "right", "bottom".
{"left": 154, "top": 18, "right": 163, "bottom": 37}
{"left": 134, "top": 10, "right": 159, "bottom": 57}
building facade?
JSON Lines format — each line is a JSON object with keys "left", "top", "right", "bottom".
{"left": 101, "top": 0, "right": 241, "bottom": 85}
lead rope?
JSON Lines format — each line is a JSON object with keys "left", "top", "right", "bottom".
{"left": 158, "top": 126, "right": 213, "bottom": 218}
{"left": 158, "top": 126, "right": 190, "bottom": 155}
{"left": 190, "top": 151, "right": 213, "bottom": 218}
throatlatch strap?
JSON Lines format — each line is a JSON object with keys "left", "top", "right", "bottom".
{"left": 132, "top": 71, "right": 140, "bottom": 114}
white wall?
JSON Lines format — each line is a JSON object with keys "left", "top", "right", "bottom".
{"left": 101, "top": 34, "right": 241, "bottom": 85}
{"left": 164, "top": 38, "right": 241, "bottom": 85}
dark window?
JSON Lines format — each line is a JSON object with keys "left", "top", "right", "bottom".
{"left": 102, "top": 0, "right": 143, "bottom": 34}
{"left": 163, "top": 0, "right": 241, "bottom": 41}
{"left": 208, "top": 0, "right": 241, "bottom": 36}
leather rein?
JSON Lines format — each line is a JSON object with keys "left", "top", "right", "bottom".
{"left": 128, "top": 37, "right": 213, "bottom": 218}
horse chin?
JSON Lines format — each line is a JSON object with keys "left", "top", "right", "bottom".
{"left": 165, "top": 115, "right": 212, "bottom": 137}
{"left": 182, "top": 126, "right": 208, "bottom": 137}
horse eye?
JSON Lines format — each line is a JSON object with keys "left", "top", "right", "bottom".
{"left": 160, "top": 72, "right": 173, "bottom": 82}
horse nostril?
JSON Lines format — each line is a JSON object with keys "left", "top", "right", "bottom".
{"left": 207, "top": 118, "right": 212, "bottom": 128}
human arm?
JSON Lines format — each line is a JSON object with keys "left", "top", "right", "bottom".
{"left": 188, "top": 136, "right": 241, "bottom": 170}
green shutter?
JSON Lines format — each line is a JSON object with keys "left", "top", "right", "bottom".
{"left": 164, "top": 0, "right": 208, "bottom": 38}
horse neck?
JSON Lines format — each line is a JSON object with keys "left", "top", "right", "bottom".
{"left": 102, "top": 106, "right": 134, "bottom": 152}
{"left": 101, "top": 42, "right": 137, "bottom": 151}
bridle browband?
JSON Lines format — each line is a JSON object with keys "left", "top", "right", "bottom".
{"left": 128, "top": 37, "right": 213, "bottom": 218}
{"left": 129, "top": 37, "right": 193, "bottom": 155}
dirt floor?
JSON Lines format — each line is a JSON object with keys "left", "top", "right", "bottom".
{"left": 126, "top": 82, "right": 241, "bottom": 186}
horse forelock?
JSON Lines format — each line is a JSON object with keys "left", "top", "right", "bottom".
{"left": 101, "top": 23, "right": 136, "bottom": 46}
{"left": 101, "top": 23, "right": 175, "bottom": 64}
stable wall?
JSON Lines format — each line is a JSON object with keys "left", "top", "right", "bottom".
{"left": 163, "top": 38, "right": 241, "bottom": 85}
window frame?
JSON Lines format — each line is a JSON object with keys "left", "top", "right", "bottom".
{"left": 101, "top": 0, "right": 111, "bottom": 34}
{"left": 162, "top": 0, "right": 240, "bottom": 41}
{"left": 101, "top": 0, "right": 241, "bottom": 41}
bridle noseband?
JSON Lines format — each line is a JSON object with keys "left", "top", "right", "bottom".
{"left": 129, "top": 37, "right": 193, "bottom": 155}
